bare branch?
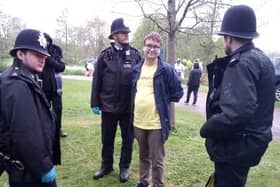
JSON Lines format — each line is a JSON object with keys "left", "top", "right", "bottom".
{"left": 144, "top": 14, "right": 169, "bottom": 33}
{"left": 176, "top": 0, "right": 187, "bottom": 14}
{"left": 159, "top": 0, "right": 168, "bottom": 12}
{"left": 176, "top": 0, "right": 205, "bottom": 30}
{"left": 135, "top": 0, "right": 169, "bottom": 33}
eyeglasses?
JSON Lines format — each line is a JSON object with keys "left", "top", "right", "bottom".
{"left": 145, "top": 44, "right": 160, "bottom": 49}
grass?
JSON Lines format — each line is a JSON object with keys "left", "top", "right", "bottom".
{"left": 0, "top": 79, "right": 280, "bottom": 186}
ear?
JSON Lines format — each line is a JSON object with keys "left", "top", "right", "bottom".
{"left": 16, "top": 50, "right": 25, "bottom": 61}
{"left": 225, "top": 35, "right": 233, "bottom": 44}
{"left": 112, "top": 33, "right": 117, "bottom": 40}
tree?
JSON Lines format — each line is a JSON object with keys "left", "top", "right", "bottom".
{"left": 84, "top": 17, "right": 107, "bottom": 57}
{"left": 56, "top": 8, "right": 70, "bottom": 60}
{"left": 0, "top": 11, "right": 25, "bottom": 58}
{"left": 135, "top": 0, "right": 230, "bottom": 63}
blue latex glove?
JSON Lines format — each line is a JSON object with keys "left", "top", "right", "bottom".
{"left": 92, "top": 106, "right": 101, "bottom": 115}
{"left": 41, "top": 167, "right": 56, "bottom": 183}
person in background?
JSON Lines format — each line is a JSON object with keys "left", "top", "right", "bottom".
{"left": 90, "top": 18, "right": 142, "bottom": 183}
{"left": 200, "top": 5, "right": 275, "bottom": 187}
{"left": 193, "top": 58, "right": 203, "bottom": 72}
{"left": 85, "top": 59, "right": 94, "bottom": 77}
{"left": 0, "top": 29, "right": 57, "bottom": 187}
{"left": 174, "top": 58, "right": 185, "bottom": 80}
{"left": 40, "top": 33, "right": 67, "bottom": 166}
{"left": 184, "top": 62, "right": 202, "bottom": 105}
{"left": 132, "top": 31, "right": 183, "bottom": 187}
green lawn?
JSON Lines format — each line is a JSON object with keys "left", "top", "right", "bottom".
{"left": 0, "top": 79, "right": 279, "bottom": 187}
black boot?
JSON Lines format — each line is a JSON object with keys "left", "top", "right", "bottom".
{"left": 60, "top": 130, "right": 68, "bottom": 138}
{"left": 119, "top": 168, "right": 130, "bottom": 182}
{"left": 93, "top": 167, "right": 113, "bottom": 180}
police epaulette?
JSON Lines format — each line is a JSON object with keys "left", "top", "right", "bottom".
{"left": 229, "top": 53, "right": 240, "bottom": 66}
{"left": 100, "top": 46, "right": 113, "bottom": 61}
{"left": 11, "top": 67, "right": 19, "bottom": 77}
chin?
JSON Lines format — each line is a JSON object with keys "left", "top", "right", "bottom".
{"left": 36, "top": 67, "right": 44, "bottom": 73}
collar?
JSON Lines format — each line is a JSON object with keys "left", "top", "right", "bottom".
{"left": 114, "top": 44, "right": 123, "bottom": 51}
{"left": 12, "top": 59, "right": 40, "bottom": 83}
{"left": 228, "top": 42, "right": 255, "bottom": 65}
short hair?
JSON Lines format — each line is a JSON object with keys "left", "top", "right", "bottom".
{"left": 232, "top": 36, "right": 252, "bottom": 44}
{"left": 143, "top": 32, "right": 162, "bottom": 46}
{"left": 193, "top": 63, "right": 200, "bottom": 69}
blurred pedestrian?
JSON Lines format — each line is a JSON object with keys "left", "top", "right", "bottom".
{"left": 174, "top": 58, "right": 185, "bottom": 80}
{"left": 184, "top": 62, "right": 202, "bottom": 105}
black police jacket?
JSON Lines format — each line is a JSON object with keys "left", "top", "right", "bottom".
{"left": 91, "top": 43, "right": 142, "bottom": 113}
{"left": 187, "top": 68, "right": 202, "bottom": 87}
{"left": 40, "top": 44, "right": 65, "bottom": 93}
{"left": 200, "top": 42, "right": 275, "bottom": 167}
{"left": 0, "top": 60, "right": 56, "bottom": 179}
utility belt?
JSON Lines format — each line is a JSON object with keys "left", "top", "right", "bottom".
{"left": 0, "top": 152, "right": 24, "bottom": 171}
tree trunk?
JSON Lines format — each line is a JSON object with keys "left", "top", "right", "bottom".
{"left": 167, "top": 31, "right": 176, "bottom": 128}
{"left": 167, "top": 32, "right": 176, "bottom": 65}
{"left": 167, "top": 0, "right": 177, "bottom": 127}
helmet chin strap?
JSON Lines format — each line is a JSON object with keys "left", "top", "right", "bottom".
{"left": 114, "top": 41, "right": 129, "bottom": 50}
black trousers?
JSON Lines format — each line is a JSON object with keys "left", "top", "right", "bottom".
{"left": 10, "top": 181, "right": 57, "bottom": 187}
{"left": 101, "top": 112, "right": 134, "bottom": 169}
{"left": 214, "top": 162, "right": 250, "bottom": 187}
{"left": 45, "top": 92, "right": 62, "bottom": 165}
{"left": 186, "top": 85, "right": 199, "bottom": 104}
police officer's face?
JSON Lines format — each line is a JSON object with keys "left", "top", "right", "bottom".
{"left": 17, "top": 50, "right": 47, "bottom": 73}
{"left": 113, "top": 32, "right": 129, "bottom": 45}
{"left": 143, "top": 39, "right": 161, "bottom": 61}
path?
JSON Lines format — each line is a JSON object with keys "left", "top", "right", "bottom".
{"left": 176, "top": 91, "right": 280, "bottom": 141}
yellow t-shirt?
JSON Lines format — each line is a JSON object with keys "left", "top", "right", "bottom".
{"left": 134, "top": 62, "right": 161, "bottom": 129}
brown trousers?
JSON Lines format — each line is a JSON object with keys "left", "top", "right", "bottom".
{"left": 134, "top": 127, "right": 165, "bottom": 187}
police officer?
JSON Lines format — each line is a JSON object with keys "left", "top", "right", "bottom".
{"left": 0, "top": 29, "right": 57, "bottom": 187}
{"left": 200, "top": 5, "right": 275, "bottom": 187}
{"left": 40, "top": 33, "right": 66, "bottom": 165}
{"left": 90, "top": 18, "right": 142, "bottom": 182}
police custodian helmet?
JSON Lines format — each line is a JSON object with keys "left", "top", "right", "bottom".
{"left": 218, "top": 5, "right": 259, "bottom": 39}
{"left": 10, "top": 29, "right": 50, "bottom": 57}
{"left": 108, "top": 18, "right": 131, "bottom": 39}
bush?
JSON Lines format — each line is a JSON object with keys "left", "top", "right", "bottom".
{"left": 63, "top": 66, "right": 85, "bottom": 76}
{"left": 0, "top": 57, "right": 12, "bottom": 72}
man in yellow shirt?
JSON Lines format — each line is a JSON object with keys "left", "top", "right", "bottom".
{"left": 132, "top": 32, "right": 183, "bottom": 187}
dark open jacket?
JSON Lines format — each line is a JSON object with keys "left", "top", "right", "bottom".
{"left": 41, "top": 44, "right": 65, "bottom": 94}
{"left": 132, "top": 58, "right": 183, "bottom": 142}
{"left": 200, "top": 42, "right": 275, "bottom": 167}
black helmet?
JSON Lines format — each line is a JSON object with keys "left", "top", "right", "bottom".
{"left": 10, "top": 29, "right": 50, "bottom": 57}
{"left": 108, "top": 18, "right": 131, "bottom": 39}
{"left": 218, "top": 5, "right": 258, "bottom": 39}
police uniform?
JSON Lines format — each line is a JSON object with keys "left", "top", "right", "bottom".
{"left": 91, "top": 43, "right": 141, "bottom": 172}
{"left": 40, "top": 33, "right": 66, "bottom": 165}
{"left": 0, "top": 29, "right": 57, "bottom": 187}
{"left": 200, "top": 5, "right": 275, "bottom": 187}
